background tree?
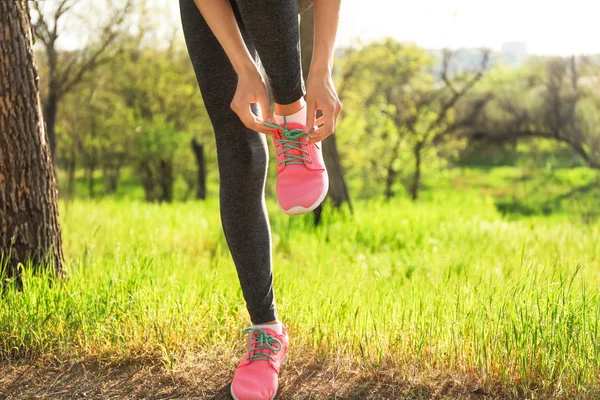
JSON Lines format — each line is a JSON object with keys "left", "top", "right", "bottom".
{"left": 471, "top": 56, "right": 600, "bottom": 170}
{"left": 25, "top": 1, "right": 600, "bottom": 213}
{"left": 0, "top": 0, "right": 64, "bottom": 281}
{"left": 54, "top": 29, "right": 212, "bottom": 202}
{"left": 337, "top": 40, "right": 489, "bottom": 200}
{"left": 113, "top": 38, "right": 209, "bottom": 202}
{"left": 31, "top": 0, "right": 134, "bottom": 163}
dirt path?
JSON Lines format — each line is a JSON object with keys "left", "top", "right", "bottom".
{"left": 0, "top": 353, "right": 512, "bottom": 399}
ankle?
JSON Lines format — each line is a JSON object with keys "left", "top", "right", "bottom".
{"left": 253, "top": 320, "right": 284, "bottom": 335}
{"left": 274, "top": 98, "right": 305, "bottom": 116}
{"left": 257, "top": 320, "right": 279, "bottom": 325}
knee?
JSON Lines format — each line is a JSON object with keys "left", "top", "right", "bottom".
{"left": 217, "top": 134, "right": 269, "bottom": 185}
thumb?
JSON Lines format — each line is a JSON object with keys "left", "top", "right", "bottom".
{"left": 306, "top": 99, "right": 317, "bottom": 134}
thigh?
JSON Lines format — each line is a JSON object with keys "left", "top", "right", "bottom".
{"left": 179, "top": 0, "right": 262, "bottom": 137}
{"left": 234, "top": 0, "right": 304, "bottom": 105}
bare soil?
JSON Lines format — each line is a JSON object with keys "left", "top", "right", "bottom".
{"left": 0, "top": 350, "right": 549, "bottom": 399}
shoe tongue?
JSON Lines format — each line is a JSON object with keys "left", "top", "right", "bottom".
{"left": 247, "top": 328, "right": 279, "bottom": 357}
{"left": 281, "top": 126, "right": 307, "bottom": 158}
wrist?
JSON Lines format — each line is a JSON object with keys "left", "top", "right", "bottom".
{"left": 232, "top": 58, "right": 259, "bottom": 77}
{"left": 308, "top": 61, "right": 333, "bottom": 79}
{"left": 310, "top": 50, "right": 334, "bottom": 74}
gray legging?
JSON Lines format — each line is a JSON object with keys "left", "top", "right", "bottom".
{"left": 179, "top": 0, "right": 304, "bottom": 324}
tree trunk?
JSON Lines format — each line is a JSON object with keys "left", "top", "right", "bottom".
{"left": 300, "top": 10, "right": 314, "bottom": 86}
{"left": 385, "top": 166, "right": 396, "bottom": 201}
{"left": 410, "top": 142, "right": 423, "bottom": 201}
{"left": 140, "top": 162, "right": 156, "bottom": 202}
{"left": 87, "top": 152, "right": 96, "bottom": 198}
{"left": 321, "top": 134, "right": 352, "bottom": 207}
{"left": 67, "top": 145, "right": 76, "bottom": 199}
{"left": 43, "top": 84, "right": 58, "bottom": 165}
{"left": 300, "top": 9, "right": 351, "bottom": 225}
{"left": 103, "top": 159, "right": 121, "bottom": 195}
{"left": 107, "top": 166, "right": 121, "bottom": 194}
{"left": 159, "top": 159, "right": 174, "bottom": 203}
{"left": 384, "top": 130, "right": 403, "bottom": 201}
{"left": 191, "top": 138, "right": 207, "bottom": 200}
{"left": 0, "top": 0, "right": 64, "bottom": 280}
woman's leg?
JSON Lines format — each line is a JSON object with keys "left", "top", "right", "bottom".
{"left": 234, "top": 0, "right": 330, "bottom": 216}
{"left": 180, "top": 0, "right": 276, "bottom": 325}
{"left": 234, "top": 0, "right": 305, "bottom": 108}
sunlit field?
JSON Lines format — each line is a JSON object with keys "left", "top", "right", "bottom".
{"left": 2, "top": 179, "right": 599, "bottom": 399}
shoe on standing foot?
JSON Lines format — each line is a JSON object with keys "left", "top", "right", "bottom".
{"left": 230, "top": 326, "right": 289, "bottom": 400}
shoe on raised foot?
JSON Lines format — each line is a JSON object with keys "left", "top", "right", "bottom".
{"left": 230, "top": 326, "right": 289, "bottom": 400}
{"left": 264, "top": 121, "right": 329, "bottom": 215}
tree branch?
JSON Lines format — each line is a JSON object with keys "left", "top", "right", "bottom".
{"left": 469, "top": 129, "right": 600, "bottom": 170}
{"left": 32, "top": 1, "right": 52, "bottom": 46}
{"left": 59, "top": 0, "right": 133, "bottom": 95}
{"left": 441, "top": 49, "right": 459, "bottom": 96}
{"left": 431, "top": 49, "right": 491, "bottom": 130}
{"left": 432, "top": 94, "right": 492, "bottom": 144}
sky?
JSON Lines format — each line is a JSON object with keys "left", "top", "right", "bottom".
{"left": 49, "top": 0, "right": 600, "bottom": 56}
{"left": 336, "top": 0, "right": 600, "bottom": 55}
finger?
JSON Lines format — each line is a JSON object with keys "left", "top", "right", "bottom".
{"left": 308, "top": 104, "right": 334, "bottom": 144}
{"left": 252, "top": 116, "right": 276, "bottom": 134}
{"left": 308, "top": 130, "right": 333, "bottom": 144}
{"left": 332, "top": 100, "right": 342, "bottom": 132}
{"left": 321, "top": 106, "right": 335, "bottom": 141}
{"left": 308, "top": 125, "right": 333, "bottom": 144}
{"left": 305, "top": 99, "right": 317, "bottom": 133}
{"left": 232, "top": 101, "right": 275, "bottom": 135}
{"left": 257, "top": 88, "right": 273, "bottom": 124}
{"left": 314, "top": 116, "right": 325, "bottom": 128}
{"left": 250, "top": 115, "right": 276, "bottom": 135}
{"left": 231, "top": 101, "right": 255, "bottom": 129}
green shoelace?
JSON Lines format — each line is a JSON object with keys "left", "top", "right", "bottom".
{"left": 264, "top": 121, "right": 311, "bottom": 166}
{"left": 243, "top": 327, "right": 282, "bottom": 362}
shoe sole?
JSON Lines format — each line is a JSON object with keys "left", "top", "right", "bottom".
{"left": 230, "top": 385, "right": 276, "bottom": 400}
{"left": 278, "top": 176, "right": 329, "bottom": 216}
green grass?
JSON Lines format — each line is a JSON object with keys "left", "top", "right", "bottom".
{"left": 1, "top": 188, "right": 600, "bottom": 397}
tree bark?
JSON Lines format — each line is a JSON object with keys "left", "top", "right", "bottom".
{"left": 191, "top": 138, "right": 206, "bottom": 200}
{"left": 384, "top": 133, "right": 403, "bottom": 201}
{"left": 43, "top": 84, "right": 59, "bottom": 165}
{"left": 140, "top": 162, "right": 156, "bottom": 202}
{"left": 67, "top": 146, "right": 77, "bottom": 199}
{"left": 410, "top": 142, "right": 424, "bottom": 201}
{"left": 159, "top": 159, "right": 173, "bottom": 203}
{"left": 87, "top": 118, "right": 97, "bottom": 198}
{"left": 0, "top": 0, "right": 64, "bottom": 280}
{"left": 87, "top": 157, "right": 96, "bottom": 198}
{"left": 385, "top": 166, "right": 396, "bottom": 201}
{"left": 102, "top": 153, "right": 122, "bottom": 195}
{"left": 300, "top": 9, "right": 351, "bottom": 225}
{"left": 103, "top": 166, "right": 120, "bottom": 194}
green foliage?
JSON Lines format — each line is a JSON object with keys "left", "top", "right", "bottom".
{"left": 134, "top": 117, "right": 179, "bottom": 161}
{"left": 49, "top": 34, "right": 600, "bottom": 205}
{"left": 335, "top": 39, "right": 483, "bottom": 199}
{"left": 335, "top": 40, "right": 434, "bottom": 197}
{"left": 56, "top": 37, "right": 213, "bottom": 200}
{"left": 470, "top": 56, "right": 600, "bottom": 174}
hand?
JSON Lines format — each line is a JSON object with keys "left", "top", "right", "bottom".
{"left": 305, "top": 69, "right": 342, "bottom": 144}
{"left": 230, "top": 68, "right": 276, "bottom": 135}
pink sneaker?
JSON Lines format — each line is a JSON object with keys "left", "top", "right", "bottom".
{"left": 230, "top": 326, "right": 289, "bottom": 400}
{"left": 265, "top": 122, "right": 329, "bottom": 215}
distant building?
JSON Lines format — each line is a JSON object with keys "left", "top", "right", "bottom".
{"left": 499, "top": 41, "right": 528, "bottom": 66}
